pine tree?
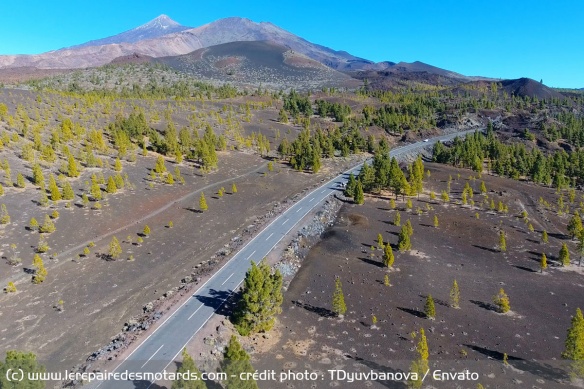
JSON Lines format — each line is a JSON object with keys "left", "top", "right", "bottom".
{"left": 232, "top": 183, "right": 238, "bottom": 193}
{"left": 143, "top": 225, "right": 151, "bottom": 236}
{"left": 114, "top": 158, "right": 122, "bottom": 172}
{"left": 32, "top": 254, "right": 47, "bottom": 284}
{"left": 48, "top": 174, "right": 61, "bottom": 201}
{"left": 480, "top": 181, "right": 487, "bottom": 194}
{"left": 0, "top": 350, "right": 46, "bottom": 388}
{"left": 172, "top": 348, "right": 207, "bottom": 389}
{"left": 61, "top": 181, "right": 75, "bottom": 200}
{"left": 235, "top": 260, "right": 283, "bottom": 335}
{"left": 433, "top": 215, "right": 439, "bottom": 228}
{"left": 332, "top": 277, "right": 347, "bottom": 317}
{"left": 499, "top": 230, "right": 507, "bottom": 252}
{"left": 384, "top": 274, "right": 390, "bottom": 286}
{"left": 493, "top": 288, "right": 510, "bottom": 313}
{"left": 377, "top": 233, "right": 384, "bottom": 249}
{"left": 344, "top": 173, "right": 357, "bottom": 198}
{"left": 39, "top": 214, "right": 55, "bottom": 233}
{"left": 154, "top": 155, "right": 167, "bottom": 174}
{"left": 441, "top": 190, "right": 449, "bottom": 204}
{"left": 394, "top": 211, "right": 401, "bottom": 226}
{"left": 424, "top": 294, "right": 436, "bottom": 319}
{"left": 0, "top": 204, "right": 9, "bottom": 224}
{"left": 450, "top": 280, "right": 460, "bottom": 308}
{"left": 199, "top": 192, "right": 208, "bottom": 211}
{"left": 561, "top": 308, "right": 584, "bottom": 378}
{"left": 166, "top": 173, "right": 175, "bottom": 185}
{"left": 29, "top": 217, "right": 39, "bottom": 231}
{"left": 568, "top": 211, "right": 583, "bottom": 239}
{"left": 67, "top": 154, "right": 79, "bottom": 177}
{"left": 16, "top": 172, "right": 25, "bottom": 188}
{"left": 90, "top": 174, "right": 102, "bottom": 200}
{"left": 108, "top": 236, "right": 122, "bottom": 260}
{"left": 106, "top": 176, "right": 117, "bottom": 194}
{"left": 397, "top": 226, "right": 412, "bottom": 252}
{"left": 354, "top": 180, "right": 364, "bottom": 205}
{"left": 221, "top": 336, "right": 259, "bottom": 389}
{"left": 383, "top": 244, "right": 394, "bottom": 268}
{"left": 540, "top": 253, "right": 548, "bottom": 273}
{"left": 32, "top": 163, "right": 44, "bottom": 187}
{"left": 408, "top": 328, "right": 429, "bottom": 389}
{"left": 560, "top": 243, "right": 571, "bottom": 266}
{"left": 542, "top": 230, "right": 549, "bottom": 244}
{"left": 5, "top": 281, "right": 17, "bottom": 293}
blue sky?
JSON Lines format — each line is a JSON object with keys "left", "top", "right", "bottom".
{"left": 2, "top": 1, "right": 583, "bottom": 88}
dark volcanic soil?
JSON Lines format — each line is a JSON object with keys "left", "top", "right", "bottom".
{"left": 251, "top": 163, "right": 584, "bottom": 389}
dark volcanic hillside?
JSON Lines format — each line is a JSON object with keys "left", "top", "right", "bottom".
{"left": 155, "top": 40, "right": 359, "bottom": 90}
{"left": 500, "top": 77, "right": 565, "bottom": 99}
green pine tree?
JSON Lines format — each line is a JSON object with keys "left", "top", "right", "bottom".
{"left": 199, "top": 192, "right": 208, "bottom": 211}
{"left": 0, "top": 350, "right": 46, "bottom": 388}
{"left": 235, "top": 260, "right": 283, "bottom": 336}
{"left": 397, "top": 225, "right": 412, "bottom": 252}
{"left": 499, "top": 230, "right": 507, "bottom": 252}
{"left": 561, "top": 308, "right": 584, "bottom": 378}
{"left": 221, "top": 336, "right": 259, "bottom": 389}
{"left": 383, "top": 244, "right": 394, "bottom": 268}
{"left": 540, "top": 253, "right": 548, "bottom": 273}
{"left": 48, "top": 174, "right": 61, "bottom": 201}
{"left": 106, "top": 176, "right": 117, "bottom": 194}
{"left": 108, "top": 236, "right": 122, "bottom": 260}
{"left": 560, "top": 243, "right": 571, "bottom": 266}
{"left": 424, "top": 295, "right": 436, "bottom": 319}
{"left": 542, "top": 230, "right": 549, "bottom": 244}
{"left": 450, "top": 280, "right": 460, "bottom": 308}
{"left": 493, "top": 288, "right": 510, "bottom": 313}
{"left": 332, "top": 277, "right": 347, "bottom": 317}
{"left": 61, "top": 181, "right": 75, "bottom": 200}
{"left": 171, "top": 348, "right": 207, "bottom": 389}
{"left": 353, "top": 180, "right": 364, "bottom": 205}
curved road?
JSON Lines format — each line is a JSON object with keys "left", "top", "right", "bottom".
{"left": 92, "top": 129, "right": 481, "bottom": 388}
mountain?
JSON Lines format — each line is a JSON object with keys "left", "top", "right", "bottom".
{"left": 70, "top": 15, "right": 191, "bottom": 49}
{"left": 154, "top": 40, "right": 359, "bottom": 90}
{"left": 0, "top": 16, "right": 386, "bottom": 71}
{"left": 500, "top": 78, "right": 564, "bottom": 99}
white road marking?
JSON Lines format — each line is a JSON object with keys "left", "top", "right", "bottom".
{"left": 309, "top": 197, "right": 315, "bottom": 202}
{"left": 246, "top": 250, "right": 256, "bottom": 260}
{"left": 282, "top": 219, "right": 289, "bottom": 225}
{"left": 296, "top": 207, "right": 303, "bottom": 213}
{"left": 321, "top": 189, "right": 326, "bottom": 193}
{"left": 187, "top": 305, "right": 203, "bottom": 321}
{"left": 221, "top": 273, "right": 234, "bottom": 286}
{"left": 266, "top": 232, "right": 274, "bottom": 240}
{"left": 141, "top": 344, "right": 164, "bottom": 368}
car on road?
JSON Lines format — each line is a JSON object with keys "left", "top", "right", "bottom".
{"left": 423, "top": 139, "right": 429, "bottom": 142}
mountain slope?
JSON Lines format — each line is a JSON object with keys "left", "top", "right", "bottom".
{"left": 70, "top": 15, "right": 191, "bottom": 49}
{"left": 0, "top": 16, "right": 384, "bottom": 71}
{"left": 154, "top": 40, "right": 359, "bottom": 89}
{"left": 500, "top": 78, "right": 564, "bottom": 99}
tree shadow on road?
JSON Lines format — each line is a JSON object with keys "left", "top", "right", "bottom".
{"left": 132, "top": 380, "right": 165, "bottom": 389}
{"left": 194, "top": 288, "right": 237, "bottom": 317}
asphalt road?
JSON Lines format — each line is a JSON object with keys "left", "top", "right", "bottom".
{"left": 90, "top": 129, "right": 480, "bottom": 388}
